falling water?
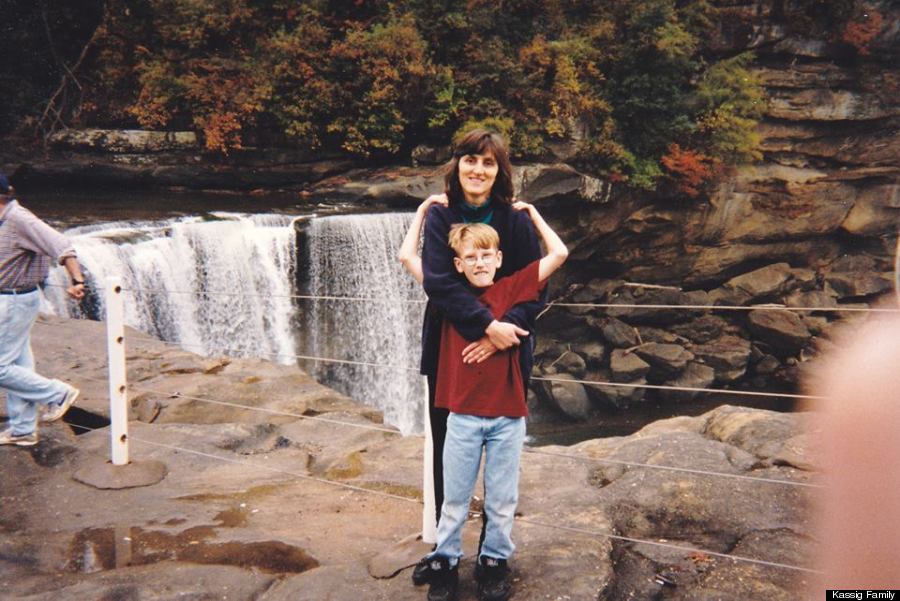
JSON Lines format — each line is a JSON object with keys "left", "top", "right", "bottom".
{"left": 301, "top": 213, "right": 427, "bottom": 435}
{"left": 44, "top": 213, "right": 298, "bottom": 364}
{"left": 43, "top": 210, "right": 426, "bottom": 434}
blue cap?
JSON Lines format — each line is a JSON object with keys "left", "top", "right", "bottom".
{"left": 0, "top": 172, "right": 10, "bottom": 194}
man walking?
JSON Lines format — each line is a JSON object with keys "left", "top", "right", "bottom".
{"left": 0, "top": 172, "right": 84, "bottom": 446}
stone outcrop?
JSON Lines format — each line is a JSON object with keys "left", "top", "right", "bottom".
{"left": 2, "top": 316, "right": 817, "bottom": 600}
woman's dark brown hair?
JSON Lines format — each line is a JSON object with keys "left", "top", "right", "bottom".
{"left": 444, "top": 129, "right": 514, "bottom": 206}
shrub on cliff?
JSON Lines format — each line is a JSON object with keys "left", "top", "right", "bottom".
{"left": 9, "top": 0, "right": 841, "bottom": 192}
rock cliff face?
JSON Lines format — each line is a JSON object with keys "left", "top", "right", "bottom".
{"left": 531, "top": 0, "right": 898, "bottom": 415}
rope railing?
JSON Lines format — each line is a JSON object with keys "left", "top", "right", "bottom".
{"left": 42, "top": 281, "right": 900, "bottom": 313}
{"left": 64, "top": 421, "right": 821, "bottom": 575}
{"left": 120, "top": 332, "right": 826, "bottom": 403}
{"left": 71, "top": 363, "right": 819, "bottom": 490}
{"left": 76, "top": 373, "right": 402, "bottom": 435}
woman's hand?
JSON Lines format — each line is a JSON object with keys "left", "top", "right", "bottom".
{"left": 512, "top": 200, "right": 537, "bottom": 219}
{"left": 419, "top": 193, "right": 448, "bottom": 214}
{"left": 485, "top": 319, "right": 529, "bottom": 350}
{"left": 462, "top": 337, "right": 499, "bottom": 364}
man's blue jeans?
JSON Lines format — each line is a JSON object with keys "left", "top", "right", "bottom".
{"left": 430, "top": 413, "right": 526, "bottom": 564}
{"left": 0, "top": 290, "right": 68, "bottom": 435}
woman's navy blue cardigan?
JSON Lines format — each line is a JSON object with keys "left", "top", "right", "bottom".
{"left": 420, "top": 201, "right": 547, "bottom": 388}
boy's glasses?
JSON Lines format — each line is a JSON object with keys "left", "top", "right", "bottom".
{"left": 461, "top": 254, "right": 497, "bottom": 266}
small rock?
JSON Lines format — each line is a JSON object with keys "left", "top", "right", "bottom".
{"left": 543, "top": 373, "right": 592, "bottom": 420}
{"left": 583, "top": 369, "right": 646, "bottom": 408}
{"left": 552, "top": 351, "right": 587, "bottom": 377}
{"left": 658, "top": 362, "right": 715, "bottom": 402}
{"left": 610, "top": 350, "right": 651, "bottom": 382}
{"left": 575, "top": 341, "right": 607, "bottom": 367}
{"left": 633, "top": 343, "right": 694, "bottom": 380}
{"left": 670, "top": 314, "right": 732, "bottom": 344}
{"left": 747, "top": 310, "right": 811, "bottom": 356}
{"left": 598, "top": 317, "right": 640, "bottom": 348}
{"left": 754, "top": 355, "right": 781, "bottom": 375}
{"left": 690, "top": 335, "right": 751, "bottom": 383}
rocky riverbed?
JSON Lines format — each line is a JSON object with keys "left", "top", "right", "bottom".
{"left": 0, "top": 315, "right": 819, "bottom": 600}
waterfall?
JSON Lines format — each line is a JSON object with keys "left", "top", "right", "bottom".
{"left": 44, "top": 210, "right": 426, "bottom": 435}
{"left": 45, "top": 213, "right": 298, "bottom": 364}
{"left": 302, "top": 213, "right": 427, "bottom": 435}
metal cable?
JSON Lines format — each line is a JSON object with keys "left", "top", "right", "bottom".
{"left": 75, "top": 374, "right": 402, "bottom": 436}
{"left": 531, "top": 375, "right": 826, "bottom": 401}
{"left": 41, "top": 282, "right": 899, "bottom": 313}
{"left": 72, "top": 371, "right": 818, "bottom": 490}
{"left": 547, "top": 300, "right": 899, "bottom": 313}
{"left": 65, "top": 421, "right": 818, "bottom": 574}
{"left": 513, "top": 516, "right": 822, "bottom": 575}
{"left": 523, "top": 448, "right": 822, "bottom": 489}
{"left": 124, "top": 334, "right": 420, "bottom": 372}
{"left": 117, "top": 330, "right": 826, "bottom": 402}
{"left": 66, "top": 423, "right": 419, "bottom": 504}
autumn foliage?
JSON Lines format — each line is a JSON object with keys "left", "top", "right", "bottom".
{"left": 661, "top": 144, "right": 717, "bottom": 198}
{"left": 841, "top": 9, "right": 884, "bottom": 55}
{"left": 4, "top": 0, "right": 870, "bottom": 192}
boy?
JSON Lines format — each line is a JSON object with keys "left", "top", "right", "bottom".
{"left": 399, "top": 200, "right": 568, "bottom": 601}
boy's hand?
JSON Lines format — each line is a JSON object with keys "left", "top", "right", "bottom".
{"left": 419, "top": 193, "right": 448, "bottom": 214}
{"left": 462, "top": 337, "right": 498, "bottom": 364}
{"left": 486, "top": 320, "right": 529, "bottom": 350}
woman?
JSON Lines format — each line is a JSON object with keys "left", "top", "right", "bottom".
{"left": 412, "top": 129, "right": 546, "bottom": 585}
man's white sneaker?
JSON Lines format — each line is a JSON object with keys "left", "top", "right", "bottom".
{"left": 42, "top": 387, "right": 79, "bottom": 423}
{"left": 0, "top": 428, "right": 38, "bottom": 447}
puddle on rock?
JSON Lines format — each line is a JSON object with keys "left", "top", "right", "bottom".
{"left": 68, "top": 525, "right": 318, "bottom": 574}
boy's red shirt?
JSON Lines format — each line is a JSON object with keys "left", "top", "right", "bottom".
{"left": 434, "top": 260, "right": 545, "bottom": 417}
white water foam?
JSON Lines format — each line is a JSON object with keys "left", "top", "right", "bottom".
{"left": 302, "top": 213, "right": 427, "bottom": 435}
{"left": 45, "top": 213, "right": 298, "bottom": 364}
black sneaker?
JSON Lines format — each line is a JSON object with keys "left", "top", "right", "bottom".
{"left": 412, "top": 555, "right": 437, "bottom": 586}
{"left": 426, "top": 556, "right": 459, "bottom": 601}
{"left": 475, "top": 556, "right": 512, "bottom": 601}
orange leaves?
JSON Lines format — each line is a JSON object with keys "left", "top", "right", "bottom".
{"left": 841, "top": 9, "right": 884, "bottom": 55}
{"left": 661, "top": 143, "right": 718, "bottom": 198}
{"left": 196, "top": 111, "right": 242, "bottom": 152}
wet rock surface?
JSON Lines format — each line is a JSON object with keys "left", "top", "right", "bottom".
{"left": 0, "top": 316, "right": 817, "bottom": 600}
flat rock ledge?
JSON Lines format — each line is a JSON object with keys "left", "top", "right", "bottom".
{"left": 1, "top": 315, "right": 818, "bottom": 600}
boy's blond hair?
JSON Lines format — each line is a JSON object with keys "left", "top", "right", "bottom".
{"left": 448, "top": 223, "right": 500, "bottom": 255}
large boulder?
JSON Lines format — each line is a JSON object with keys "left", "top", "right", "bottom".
{"left": 841, "top": 184, "right": 900, "bottom": 236}
{"left": 515, "top": 163, "right": 611, "bottom": 205}
{"left": 709, "top": 263, "right": 797, "bottom": 306}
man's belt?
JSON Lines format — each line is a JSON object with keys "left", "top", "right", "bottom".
{"left": 0, "top": 285, "right": 38, "bottom": 295}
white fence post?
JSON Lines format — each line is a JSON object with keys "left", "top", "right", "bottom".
{"left": 422, "top": 393, "right": 437, "bottom": 544}
{"left": 106, "top": 276, "right": 129, "bottom": 465}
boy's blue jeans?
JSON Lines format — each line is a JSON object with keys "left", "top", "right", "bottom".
{"left": 0, "top": 290, "right": 68, "bottom": 435}
{"left": 430, "top": 412, "right": 526, "bottom": 564}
